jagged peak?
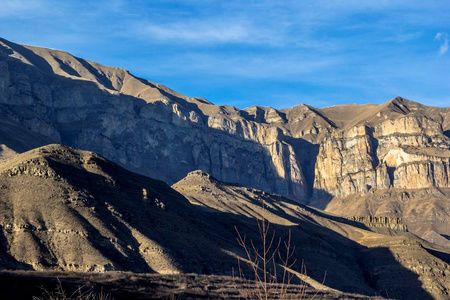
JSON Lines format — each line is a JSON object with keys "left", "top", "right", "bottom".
{"left": 374, "top": 97, "right": 429, "bottom": 120}
{"left": 186, "top": 169, "right": 211, "bottom": 178}
{"left": 240, "top": 105, "right": 286, "bottom": 124}
{"left": 384, "top": 96, "right": 422, "bottom": 112}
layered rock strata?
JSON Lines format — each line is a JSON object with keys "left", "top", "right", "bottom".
{"left": 347, "top": 216, "right": 408, "bottom": 232}
{"left": 0, "top": 37, "right": 449, "bottom": 245}
{"left": 314, "top": 114, "right": 450, "bottom": 198}
{"left": 0, "top": 38, "right": 308, "bottom": 200}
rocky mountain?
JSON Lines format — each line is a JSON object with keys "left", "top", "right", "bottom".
{"left": 0, "top": 144, "right": 449, "bottom": 299}
{"left": 0, "top": 144, "right": 237, "bottom": 274}
{"left": 0, "top": 37, "right": 449, "bottom": 247}
{"left": 313, "top": 99, "right": 450, "bottom": 198}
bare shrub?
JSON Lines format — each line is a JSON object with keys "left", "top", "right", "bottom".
{"left": 32, "top": 278, "right": 111, "bottom": 300}
{"left": 234, "top": 202, "right": 317, "bottom": 300}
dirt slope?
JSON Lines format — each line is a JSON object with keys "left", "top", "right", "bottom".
{"left": 0, "top": 145, "right": 448, "bottom": 298}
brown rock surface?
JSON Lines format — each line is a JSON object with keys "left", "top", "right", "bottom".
{"left": 323, "top": 188, "right": 450, "bottom": 249}
{"left": 0, "top": 37, "right": 310, "bottom": 201}
{"left": 0, "top": 37, "right": 449, "bottom": 249}
{"left": 0, "top": 145, "right": 448, "bottom": 298}
{"left": 0, "top": 144, "right": 240, "bottom": 274}
{"left": 173, "top": 170, "right": 450, "bottom": 299}
{"left": 314, "top": 102, "right": 450, "bottom": 199}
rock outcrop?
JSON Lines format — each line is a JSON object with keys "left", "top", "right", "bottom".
{"left": 314, "top": 109, "right": 450, "bottom": 198}
{"left": 347, "top": 216, "right": 408, "bottom": 232}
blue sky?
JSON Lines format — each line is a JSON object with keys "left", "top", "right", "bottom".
{"left": 1, "top": 0, "right": 449, "bottom": 108}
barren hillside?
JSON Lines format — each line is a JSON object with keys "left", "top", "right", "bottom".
{"left": 0, "top": 37, "right": 449, "bottom": 253}
{"left": 0, "top": 144, "right": 448, "bottom": 298}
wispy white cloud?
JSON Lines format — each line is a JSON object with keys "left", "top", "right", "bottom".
{"left": 134, "top": 19, "right": 283, "bottom": 45}
{"left": 435, "top": 32, "right": 449, "bottom": 56}
{"left": 142, "top": 22, "right": 248, "bottom": 43}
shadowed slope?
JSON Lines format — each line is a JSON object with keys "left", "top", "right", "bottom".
{"left": 173, "top": 170, "right": 450, "bottom": 299}
{"left": 0, "top": 146, "right": 448, "bottom": 298}
{"left": 0, "top": 144, "right": 237, "bottom": 274}
{"left": 1, "top": 36, "right": 450, "bottom": 256}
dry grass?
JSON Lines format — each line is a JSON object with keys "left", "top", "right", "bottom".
{"left": 32, "top": 278, "right": 111, "bottom": 300}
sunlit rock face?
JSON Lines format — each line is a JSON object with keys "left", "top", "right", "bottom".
{"left": 1, "top": 37, "right": 450, "bottom": 247}
{"left": 1, "top": 38, "right": 450, "bottom": 205}
{"left": 0, "top": 38, "right": 309, "bottom": 201}
{"left": 314, "top": 115, "right": 450, "bottom": 198}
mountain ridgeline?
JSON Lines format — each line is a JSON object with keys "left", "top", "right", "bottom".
{"left": 0, "top": 37, "right": 449, "bottom": 245}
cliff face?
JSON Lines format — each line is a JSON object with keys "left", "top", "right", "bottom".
{"left": 347, "top": 216, "right": 408, "bottom": 232}
{"left": 314, "top": 114, "right": 450, "bottom": 198}
{"left": 0, "top": 38, "right": 308, "bottom": 200}
{"left": 0, "top": 37, "right": 450, "bottom": 245}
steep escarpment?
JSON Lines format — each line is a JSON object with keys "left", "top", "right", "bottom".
{"left": 314, "top": 99, "right": 450, "bottom": 199}
{"left": 0, "top": 37, "right": 308, "bottom": 200}
{"left": 312, "top": 100, "right": 450, "bottom": 247}
{"left": 314, "top": 116, "right": 450, "bottom": 196}
{"left": 0, "top": 38, "right": 449, "bottom": 247}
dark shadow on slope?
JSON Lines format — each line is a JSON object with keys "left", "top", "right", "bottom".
{"left": 308, "top": 188, "right": 334, "bottom": 210}
{"left": 387, "top": 166, "right": 396, "bottom": 186}
{"left": 424, "top": 247, "right": 450, "bottom": 264}
{"left": 0, "top": 38, "right": 54, "bottom": 74}
{"left": 0, "top": 229, "right": 33, "bottom": 271}
{"left": 367, "top": 127, "right": 379, "bottom": 168}
{"left": 0, "top": 48, "right": 313, "bottom": 206}
{"left": 283, "top": 136, "right": 320, "bottom": 199}
{"left": 444, "top": 130, "right": 450, "bottom": 139}
{"left": 305, "top": 105, "right": 338, "bottom": 128}
{"left": 357, "top": 247, "right": 433, "bottom": 300}
{"left": 42, "top": 150, "right": 235, "bottom": 274}
{"left": 67, "top": 205, "right": 153, "bottom": 273}
{"left": 200, "top": 203, "right": 434, "bottom": 299}
{"left": 52, "top": 56, "right": 81, "bottom": 77}
{"left": 209, "top": 176, "right": 372, "bottom": 232}
{"left": 0, "top": 112, "right": 53, "bottom": 154}
{"left": 77, "top": 58, "right": 115, "bottom": 90}
{"left": 44, "top": 159, "right": 154, "bottom": 273}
